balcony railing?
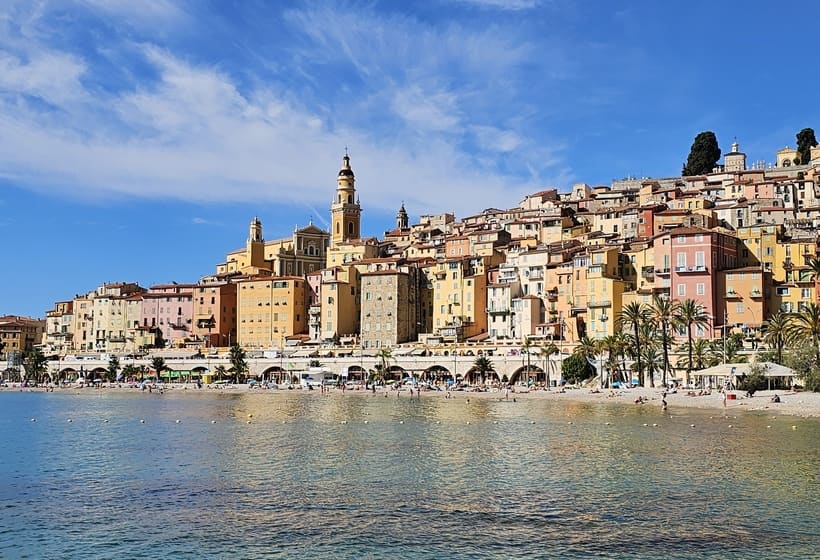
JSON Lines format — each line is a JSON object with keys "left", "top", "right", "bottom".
{"left": 587, "top": 300, "right": 612, "bottom": 308}
{"left": 675, "top": 265, "right": 708, "bottom": 273}
{"left": 654, "top": 267, "right": 671, "bottom": 275}
{"left": 725, "top": 290, "right": 741, "bottom": 298}
{"left": 487, "top": 307, "right": 511, "bottom": 315}
{"left": 750, "top": 289, "right": 763, "bottom": 298}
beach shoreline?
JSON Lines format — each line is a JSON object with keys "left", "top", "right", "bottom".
{"left": 3, "top": 382, "right": 818, "bottom": 418}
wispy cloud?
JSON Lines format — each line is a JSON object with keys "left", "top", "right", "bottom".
{"left": 0, "top": 3, "right": 572, "bottom": 217}
{"left": 191, "top": 217, "right": 220, "bottom": 226}
{"left": 449, "top": 0, "right": 540, "bottom": 10}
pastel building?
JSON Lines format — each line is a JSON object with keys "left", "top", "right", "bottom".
{"left": 236, "top": 276, "right": 308, "bottom": 348}
{"left": 140, "top": 283, "right": 194, "bottom": 347}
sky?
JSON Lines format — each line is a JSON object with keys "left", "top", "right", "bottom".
{"left": 1, "top": 0, "right": 818, "bottom": 318}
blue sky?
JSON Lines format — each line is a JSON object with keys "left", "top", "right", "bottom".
{"left": 1, "top": 0, "right": 818, "bottom": 318}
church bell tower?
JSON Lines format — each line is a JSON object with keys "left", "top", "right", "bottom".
{"left": 330, "top": 151, "right": 361, "bottom": 248}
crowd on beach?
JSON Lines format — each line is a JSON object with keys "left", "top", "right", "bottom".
{"left": 2, "top": 377, "right": 818, "bottom": 418}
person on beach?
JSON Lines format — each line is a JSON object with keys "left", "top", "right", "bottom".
{"left": 662, "top": 392, "right": 668, "bottom": 411}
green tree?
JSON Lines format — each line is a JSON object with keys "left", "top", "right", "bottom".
{"left": 682, "top": 131, "right": 721, "bottom": 176}
{"left": 23, "top": 348, "right": 48, "bottom": 384}
{"left": 676, "top": 338, "right": 713, "bottom": 371}
{"left": 785, "top": 302, "right": 820, "bottom": 363}
{"left": 373, "top": 347, "right": 394, "bottom": 382}
{"left": 471, "top": 355, "right": 494, "bottom": 384}
{"left": 762, "top": 311, "right": 792, "bottom": 364}
{"left": 738, "top": 363, "right": 767, "bottom": 397}
{"left": 228, "top": 343, "right": 248, "bottom": 384}
{"left": 108, "top": 355, "right": 121, "bottom": 382}
{"left": 121, "top": 363, "right": 139, "bottom": 381}
{"left": 213, "top": 364, "right": 227, "bottom": 382}
{"left": 675, "top": 299, "right": 710, "bottom": 380}
{"left": 651, "top": 295, "right": 680, "bottom": 386}
{"left": 617, "top": 301, "right": 652, "bottom": 387}
{"left": 521, "top": 336, "right": 535, "bottom": 384}
{"left": 151, "top": 356, "right": 168, "bottom": 380}
{"left": 784, "top": 341, "right": 820, "bottom": 392}
{"left": 796, "top": 127, "right": 817, "bottom": 166}
{"left": 540, "top": 342, "right": 559, "bottom": 389}
{"left": 561, "top": 353, "right": 594, "bottom": 385}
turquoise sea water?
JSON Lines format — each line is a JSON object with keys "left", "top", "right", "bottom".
{"left": 0, "top": 390, "right": 817, "bottom": 559}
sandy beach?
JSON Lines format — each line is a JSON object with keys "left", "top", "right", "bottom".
{"left": 4, "top": 382, "right": 819, "bottom": 418}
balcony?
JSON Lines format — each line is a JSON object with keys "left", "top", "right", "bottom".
{"left": 546, "top": 289, "right": 558, "bottom": 300}
{"left": 487, "top": 307, "right": 511, "bottom": 315}
{"left": 641, "top": 266, "right": 655, "bottom": 277}
{"left": 108, "top": 335, "right": 126, "bottom": 343}
{"left": 750, "top": 289, "right": 764, "bottom": 298}
{"left": 725, "top": 290, "right": 742, "bottom": 299}
{"left": 587, "top": 300, "right": 612, "bottom": 308}
{"left": 675, "top": 265, "right": 708, "bottom": 273}
{"left": 654, "top": 267, "right": 671, "bottom": 275}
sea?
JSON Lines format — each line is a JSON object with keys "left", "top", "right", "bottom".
{"left": 0, "top": 389, "right": 817, "bottom": 559}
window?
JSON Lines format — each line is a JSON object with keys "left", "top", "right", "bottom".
{"left": 696, "top": 283, "right": 705, "bottom": 295}
{"left": 677, "top": 284, "right": 685, "bottom": 296}
{"left": 736, "top": 303, "right": 744, "bottom": 313}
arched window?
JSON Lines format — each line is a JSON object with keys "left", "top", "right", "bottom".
{"left": 336, "top": 223, "right": 340, "bottom": 234}
{"left": 348, "top": 195, "right": 353, "bottom": 204}
{"left": 338, "top": 194, "right": 343, "bottom": 203}
{"left": 347, "top": 222, "right": 354, "bottom": 235}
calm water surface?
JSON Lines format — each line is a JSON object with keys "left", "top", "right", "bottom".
{"left": 0, "top": 390, "right": 817, "bottom": 559}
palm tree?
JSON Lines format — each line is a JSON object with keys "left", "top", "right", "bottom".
{"left": 575, "top": 336, "right": 604, "bottom": 386}
{"left": 521, "top": 336, "right": 535, "bottom": 385}
{"left": 375, "top": 347, "right": 394, "bottom": 381}
{"left": 213, "top": 365, "right": 227, "bottom": 382}
{"left": 108, "top": 355, "right": 121, "bottom": 383}
{"left": 786, "top": 302, "right": 820, "bottom": 363}
{"left": 639, "top": 341, "right": 662, "bottom": 388}
{"left": 651, "top": 295, "right": 680, "bottom": 387}
{"left": 540, "top": 342, "right": 559, "bottom": 389}
{"left": 472, "top": 355, "right": 494, "bottom": 384}
{"left": 807, "top": 257, "right": 820, "bottom": 303}
{"left": 675, "top": 338, "right": 712, "bottom": 371}
{"left": 151, "top": 356, "right": 167, "bottom": 381}
{"left": 617, "top": 302, "right": 652, "bottom": 387}
{"left": 761, "top": 311, "right": 792, "bottom": 364}
{"left": 229, "top": 343, "right": 248, "bottom": 384}
{"left": 675, "top": 299, "right": 710, "bottom": 382}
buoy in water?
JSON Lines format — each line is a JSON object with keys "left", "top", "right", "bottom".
{"left": 211, "top": 420, "right": 217, "bottom": 424}
{"left": 140, "top": 419, "right": 145, "bottom": 423}
{"left": 175, "top": 420, "right": 181, "bottom": 424}
{"left": 67, "top": 419, "right": 72, "bottom": 423}
{"left": 31, "top": 418, "right": 36, "bottom": 422}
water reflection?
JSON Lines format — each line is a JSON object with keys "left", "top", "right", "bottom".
{"left": 0, "top": 391, "right": 817, "bottom": 559}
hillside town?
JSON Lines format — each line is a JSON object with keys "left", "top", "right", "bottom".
{"left": 4, "top": 137, "right": 820, "bottom": 387}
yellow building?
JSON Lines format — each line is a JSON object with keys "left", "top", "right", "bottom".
{"left": 330, "top": 151, "right": 361, "bottom": 248}
{"left": 719, "top": 267, "right": 769, "bottom": 337}
{"left": 736, "top": 224, "right": 780, "bottom": 271}
{"left": 217, "top": 218, "right": 329, "bottom": 278}
{"left": 319, "top": 265, "right": 361, "bottom": 341}
{"left": 236, "top": 276, "right": 308, "bottom": 348}
{"left": 0, "top": 315, "right": 45, "bottom": 360}
{"left": 429, "top": 257, "right": 487, "bottom": 342}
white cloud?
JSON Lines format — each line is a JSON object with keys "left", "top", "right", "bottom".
{"left": 0, "top": 3, "right": 571, "bottom": 219}
{"left": 449, "top": 0, "right": 540, "bottom": 10}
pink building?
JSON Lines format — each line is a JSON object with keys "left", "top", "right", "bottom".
{"left": 140, "top": 283, "right": 195, "bottom": 347}
{"left": 655, "top": 227, "right": 739, "bottom": 338}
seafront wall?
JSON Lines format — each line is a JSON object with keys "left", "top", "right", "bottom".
{"left": 45, "top": 353, "right": 564, "bottom": 383}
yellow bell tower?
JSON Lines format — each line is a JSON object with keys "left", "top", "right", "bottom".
{"left": 330, "top": 150, "right": 361, "bottom": 248}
